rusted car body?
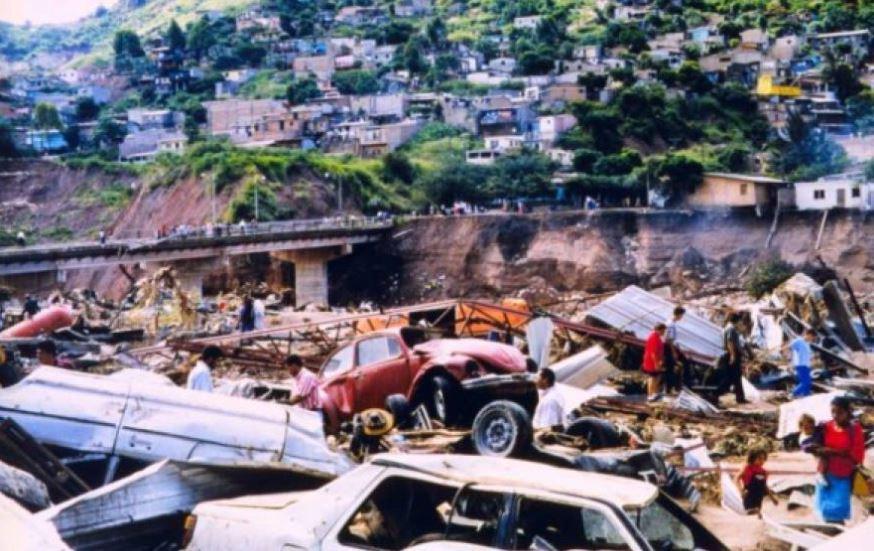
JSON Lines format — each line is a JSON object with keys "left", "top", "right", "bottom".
{"left": 318, "top": 327, "right": 536, "bottom": 430}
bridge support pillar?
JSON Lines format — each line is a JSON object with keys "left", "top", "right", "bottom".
{"left": 272, "top": 245, "right": 351, "bottom": 307}
{"left": 150, "top": 257, "right": 227, "bottom": 302}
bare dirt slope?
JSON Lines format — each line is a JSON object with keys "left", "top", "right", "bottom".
{"left": 385, "top": 210, "right": 874, "bottom": 302}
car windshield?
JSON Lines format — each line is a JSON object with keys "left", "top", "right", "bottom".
{"left": 322, "top": 345, "right": 354, "bottom": 378}
{"left": 627, "top": 497, "right": 695, "bottom": 551}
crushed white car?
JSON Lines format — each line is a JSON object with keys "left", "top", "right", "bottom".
{"left": 0, "top": 367, "right": 351, "bottom": 481}
{"left": 186, "top": 453, "right": 727, "bottom": 551}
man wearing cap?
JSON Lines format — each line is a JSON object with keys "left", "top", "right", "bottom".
{"left": 187, "top": 345, "right": 222, "bottom": 392}
{"left": 285, "top": 354, "right": 323, "bottom": 411}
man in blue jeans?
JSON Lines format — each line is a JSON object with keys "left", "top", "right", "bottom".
{"left": 786, "top": 328, "right": 816, "bottom": 397}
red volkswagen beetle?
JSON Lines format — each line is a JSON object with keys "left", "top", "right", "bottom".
{"left": 318, "top": 327, "right": 537, "bottom": 433}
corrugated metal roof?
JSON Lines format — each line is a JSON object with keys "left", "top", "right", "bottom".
{"left": 584, "top": 285, "right": 724, "bottom": 359}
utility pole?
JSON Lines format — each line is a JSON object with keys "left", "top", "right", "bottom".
{"left": 254, "top": 181, "right": 259, "bottom": 222}
{"left": 210, "top": 174, "right": 216, "bottom": 224}
{"left": 645, "top": 167, "right": 651, "bottom": 208}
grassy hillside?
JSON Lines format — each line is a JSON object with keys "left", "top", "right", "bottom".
{"left": 0, "top": 0, "right": 255, "bottom": 68}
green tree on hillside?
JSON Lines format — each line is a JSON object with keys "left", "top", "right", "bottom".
{"left": 113, "top": 29, "right": 145, "bottom": 72}
{"left": 75, "top": 97, "right": 100, "bottom": 122}
{"left": 402, "top": 36, "right": 430, "bottom": 74}
{"left": 95, "top": 115, "right": 127, "bottom": 147}
{"left": 656, "top": 153, "right": 704, "bottom": 199}
{"left": 770, "top": 112, "right": 847, "bottom": 181}
{"left": 287, "top": 77, "right": 321, "bottom": 104}
{"left": 166, "top": 20, "right": 186, "bottom": 52}
{"left": 332, "top": 70, "right": 379, "bottom": 95}
{"left": 0, "top": 119, "right": 17, "bottom": 158}
{"left": 33, "top": 103, "right": 63, "bottom": 129}
{"left": 186, "top": 17, "right": 217, "bottom": 61}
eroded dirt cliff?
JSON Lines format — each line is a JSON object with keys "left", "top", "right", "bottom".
{"left": 360, "top": 210, "right": 873, "bottom": 304}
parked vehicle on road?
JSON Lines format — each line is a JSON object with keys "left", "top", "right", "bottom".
{"left": 318, "top": 327, "right": 537, "bottom": 432}
{"left": 185, "top": 453, "right": 727, "bottom": 551}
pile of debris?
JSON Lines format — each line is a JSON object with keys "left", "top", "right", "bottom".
{"left": 1, "top": 267, "right": 873, "bottom": 549}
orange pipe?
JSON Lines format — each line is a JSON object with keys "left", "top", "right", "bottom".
{"left": 1, "top": 305, "right": 75, "bottom": 338}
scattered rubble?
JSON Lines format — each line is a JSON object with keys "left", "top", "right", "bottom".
{"left": 0, "top": 269, "right": 871, "bottom": 549}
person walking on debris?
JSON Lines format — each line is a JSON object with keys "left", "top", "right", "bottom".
{"left": 735, "top": 447, "right": 779, "bottom": 514}
{"left": 642, "top": 323, "right": 666, "bottom": 402}
{"left": 533, "top": 367, "right": 565, "bottom": 429}
{"left": 253, "top": 295, "right": 266, "bottom": 330}
{"left": 716, "top": 312, "right": 747, "bottom": 405}
{"left": 809, "top": 396, "right": 865, "bottom": 524}
{"left": 23, "top": 294, "right": 40, "bottom": 319}
{"left": 785, "top": 328, "right": 816, "bottom": 397}
{"left": 187, "top": 345, "right": 222, "bottom": 392}
{"left": 239, "top": 295, "right": 256, "bottom": 332}
{"left": 284, "top": 354, "right": 323, "bottom": 413}
{"left": 664, "top": 306, "right": 686, "bottom": 394}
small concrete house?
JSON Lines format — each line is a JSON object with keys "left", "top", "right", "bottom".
{"left": 795, "top": 172, "right": 873, "bottom": 210}
{"left": 686, "top": 172, "right": 787, "bottom": 210}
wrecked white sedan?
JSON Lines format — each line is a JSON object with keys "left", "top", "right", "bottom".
{"left": 186, "top": 453, "right": 726, "bottom": 551}
{"left": 0, "top": 367, "right": 351, "bottom": 483}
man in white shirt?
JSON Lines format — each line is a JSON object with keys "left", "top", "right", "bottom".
{"left": 187, "top": 345, "right": 222, "bottom": 392}
{"left": 664, "top": 305, "right": 686, "bottom": 394}
{"left": 253, "top": 297, "right": 266, "bottom": 330}
{"left": 533, "top": 367, "right": 565, "bottom": 430}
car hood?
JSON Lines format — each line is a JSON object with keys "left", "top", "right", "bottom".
{"left": 412, "top": 339, "right": 528, "bottom": 373}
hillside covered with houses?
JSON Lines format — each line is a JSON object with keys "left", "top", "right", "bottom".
{"left": 0, "top": 0, "right": 873, "bottom": 219}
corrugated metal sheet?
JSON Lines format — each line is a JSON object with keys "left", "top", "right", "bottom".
{"left": 584, "top": 285, "right": 724, "bottom": 359}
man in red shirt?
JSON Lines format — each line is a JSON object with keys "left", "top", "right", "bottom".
{"left": 642, "top": 323, "right": 666, "bottom": 402}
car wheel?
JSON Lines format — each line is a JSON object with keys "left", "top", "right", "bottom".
{"left": 429, "top": 375, "right": 460, "bottom": 426}
{"left": 385, "top": 393, "right": 411, "bottom": 428}
{"left": 471, "top": 400, "right": 532, "bottom": 457}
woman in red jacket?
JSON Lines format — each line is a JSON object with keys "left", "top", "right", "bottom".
{"left": 642, "top": 323, "right": 666, "bottom": 402}
{"left": 811, "top": 396, "right": 865, "bottom": 523}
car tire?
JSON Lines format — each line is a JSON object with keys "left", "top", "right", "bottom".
{"left": 471, "top": 400, "right": 532, "bottom": 458}
{"left": 428, "top": 375, "right": 460, "bottom": 426}
{"left": 385, "top": 393, "right": 411, "bottom": 428}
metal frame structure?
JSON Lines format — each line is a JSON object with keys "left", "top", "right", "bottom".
{"left": 132, "top": 299, "right": 718, "bottom": 369}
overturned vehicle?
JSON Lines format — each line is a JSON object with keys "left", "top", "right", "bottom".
{"left": 0, "top": 366, "right": 351, "bottom": 487}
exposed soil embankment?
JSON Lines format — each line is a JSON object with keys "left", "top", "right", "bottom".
{"left": 2, "top": 160, "right": 872, "bottom": 301}
{"left": 359, "top": 209, "right": 874, "bottom": 304}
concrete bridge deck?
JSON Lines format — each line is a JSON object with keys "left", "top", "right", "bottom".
{"left": 0, "top": 217, "right": 393, "bottom": 305}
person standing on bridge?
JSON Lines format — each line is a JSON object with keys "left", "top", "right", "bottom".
{"left": 99, "top": 229, "right": 106, "bottom": 245}
{"left": 15, "top": 231, "right": 25, "bottom": 247}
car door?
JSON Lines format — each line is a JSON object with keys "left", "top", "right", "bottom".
{"left": 507, "top": 493, "right": 647, "bottom": 551}
{"left": 352, "top": 335, "right": 410, "bottom": 411}
{"left": 322, "top": 472, "right": 510, "bottom": 550}
{"left": 319, "top": 344, "right": 358, "bottom": 416}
